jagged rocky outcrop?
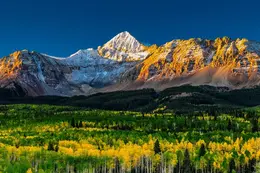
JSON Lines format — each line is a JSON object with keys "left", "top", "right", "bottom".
{"left": 129, "top": 37, "right": 260, "bottom": 90}
{"left": 1, "top": 31, "right": 260, "bottom": 96}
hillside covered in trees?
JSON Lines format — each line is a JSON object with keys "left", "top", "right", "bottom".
{"left": 3, "top": 85, "right": 260, "bottom": 112}
{"left": 0, "top": 86, "right": 259, "bottom": 172}
{"left": 0, "top": 104, "right": 259, "bottom": 172}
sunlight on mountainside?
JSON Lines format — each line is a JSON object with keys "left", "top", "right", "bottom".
{"left": 0, "top": 51, "right": 22, "bottom": 79}
{"left": 136, "top": 37, "right": 260, "bottom": 86}
{"left": 1, "top": 33, "right": 260, "bottom": 95}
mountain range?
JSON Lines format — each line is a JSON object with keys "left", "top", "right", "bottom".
{"left": 1, "top": 31, "right": 260, "bottom": 96}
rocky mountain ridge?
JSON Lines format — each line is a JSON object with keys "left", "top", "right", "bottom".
{"left": 1, "top": 31, "right": 260, "bottom": 96}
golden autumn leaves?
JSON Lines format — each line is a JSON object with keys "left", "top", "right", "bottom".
{"left": 1, "top": 136, "right": 259, "bottom": 171}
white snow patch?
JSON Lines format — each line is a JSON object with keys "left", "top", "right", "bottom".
{"left": 32, "top": 55, "right": 45, "bottom": 82}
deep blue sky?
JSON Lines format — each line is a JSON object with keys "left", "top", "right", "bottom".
{"left": 0, "top": 0, "right": 259, "bottom": 57}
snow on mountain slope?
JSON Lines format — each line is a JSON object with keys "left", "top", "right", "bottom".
{"left": 0, "top": 33, "right": 141, "bottom": 96}
{"left": 98, "top": 31, "right": 149, "bottom": 62}
{"left": 45, "top": 48, "right": 137, "bottom": 86}
{"left": 2, "top": 32, "right": 260, "bottom": 96}
{"left": 58, "top": 48, "right": 113, "bottom": 66}
{"left": 0, "top": 50, "right": 70, "bottom": 96}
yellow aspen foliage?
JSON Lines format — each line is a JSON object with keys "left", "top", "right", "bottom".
{"left": 196, "top": 139, "right": 206, "bottom": 147}
{"left": 26, "top": 168, "right": 33, "bottom": 173}
{"left": 213, "top": 161, "right": 221, "bottom": 169}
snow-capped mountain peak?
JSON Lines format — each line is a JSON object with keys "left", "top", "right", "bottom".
{"left": 98, "top": 31, "right": 149, "bottom": 62}
{"left": 103, "top": 31, "right": 144, "bottom": 53}
{"left": 4, "top": 35, "right": 260, "bottom": 97}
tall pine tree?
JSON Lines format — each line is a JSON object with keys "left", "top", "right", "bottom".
{"left": 154, "top": 139, "right": 161, "bottom": 154}
{"left": 183, "top": 149, "right": 192, "bottom": 173}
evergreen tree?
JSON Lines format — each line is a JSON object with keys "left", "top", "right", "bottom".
{"left": 228, "top": 119, "right": 232, "bottom": 131}
{"left": 79, "top": 120, "right": 83, "bottom": 128}
{"left": 75, "top": 121, "right": 79, "bottom": 128}
{"left": 249, "top": 158, "right": 256, "bottom": 173}
{"left": 71, "top": 117, "right": 75, "bottom": 127}
{"left": 183, "top": 149, "right": 192, "bottom": 173}
{"left": 47, "top": 142, "right": 55, "bottom": 151}
{"left": 229, "top": 158, "right": 236, "bottom": 173}
{"left": 251, "top": 118, "right": 259, "bottom": 132}
{"left": 154, "top": 139, "right": 161, "bottom": 154}
{"left": 199, "top": 143, "right": 206, "bottom": 157}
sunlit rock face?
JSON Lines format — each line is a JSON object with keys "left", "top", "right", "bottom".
{"left": 0, "top": 51, "right": 22, "bottom": 80}
{"left": 1, "top": 31, "right": 260, "bottom": 96}
{"left": 0, "top": 48, "right": 137, "bottom": 96}
{"left": 123, "top": 37, "right": 260, "bottom": 89}
{"left": 0, "top": 50, "right": 74, "bottom": 96}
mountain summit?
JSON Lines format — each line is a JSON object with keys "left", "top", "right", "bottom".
{"left": 102, "top": 31, "right": 144, "bottom": 52}
{"left": 1, "top": 33, "right": 260, "bottom": 96}
{"left": 98, "top": 31, "right": 149, "bottom": 62}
